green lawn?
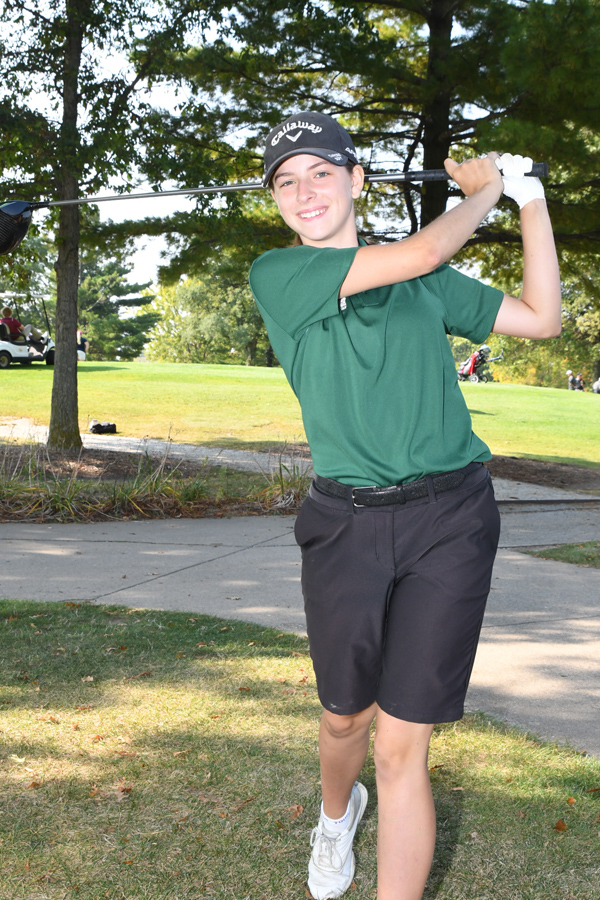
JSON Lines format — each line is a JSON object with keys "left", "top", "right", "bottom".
{"left": 2, "top": 600, "right": 600, "bottom": 900}
{"left": 527, "top": 540, "right": 600, "bottom": 569}
{"left": 1, "top": 362, "right": 599, "bottom": 466}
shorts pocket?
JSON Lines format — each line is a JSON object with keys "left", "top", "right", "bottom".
{"left": 294, "top": 495, "right": 351, "bottom": 549}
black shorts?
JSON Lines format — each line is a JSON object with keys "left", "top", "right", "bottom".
{"left": 294, "top": 463, "right": 500, "bottom": 724}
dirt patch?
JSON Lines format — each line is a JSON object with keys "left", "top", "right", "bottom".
{"left": 484, "top": 455, "right": 600, "bottom": 493}
{"left": 2, "top": 442, "right": 600, "bottom": 492}
{"left": 0, "top": 446, "right": 212, "bottom": 482}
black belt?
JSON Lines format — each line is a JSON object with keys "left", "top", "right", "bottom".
{"left": 314, "top": 466, "right": 473, "bottom": 508}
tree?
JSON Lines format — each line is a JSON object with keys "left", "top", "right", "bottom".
{"left": 139, "top": 1, "right": 600, "bottom": 299}
{"left": 145, "top": 260, "right": 271, "bottom": 365}
{"left": 0, "top": 0, "right": 208, "bottom": 447}
{"left": 78, "top": 211, "right": 156, "bottom": 360}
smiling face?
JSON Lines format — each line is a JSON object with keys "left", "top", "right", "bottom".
{"left": 270, "top": 154, "right": 364, "bottom": 248}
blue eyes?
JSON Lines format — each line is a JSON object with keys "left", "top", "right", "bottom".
{"left": 278, "top": 170, "right": 330, "bottom": 189}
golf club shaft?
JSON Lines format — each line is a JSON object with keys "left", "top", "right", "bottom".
{"left": 34, "top": 163, "right": 549, "bottom": 209}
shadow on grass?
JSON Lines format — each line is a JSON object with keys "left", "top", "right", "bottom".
{"left": 195, "top": 438, "right": 310, "bottom": 454}
{"left": 503, "top": 452, "right": 600, "bottom": 470}
{"left": 2, "top": 601, "right": 600, "bottom": 900}
{"left": 78, "top": 364, "right": 132, "bottom": 373}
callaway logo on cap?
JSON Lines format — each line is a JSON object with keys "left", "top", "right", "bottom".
{"left": 263, "top": 111, "right": 360, "bottom": 187}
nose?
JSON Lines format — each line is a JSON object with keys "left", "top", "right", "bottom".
{"left": 296, "top": 175, "right": 316, "bottom": 203}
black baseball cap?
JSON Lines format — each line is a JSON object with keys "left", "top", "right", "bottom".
{"left": 263, "top": 111, "right": 360, "bottom": 187}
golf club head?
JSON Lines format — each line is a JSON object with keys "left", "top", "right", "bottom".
{"left": 0, "top": 201, "right": 34, "bottom": 255}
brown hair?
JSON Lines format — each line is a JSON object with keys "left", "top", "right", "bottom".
{"left": 2, "top": 306, "right": 13, "bottom": 317}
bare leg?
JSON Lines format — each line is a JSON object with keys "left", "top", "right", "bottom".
{"left": 373, "top": 707, "right": 436, "bottom": 900}
{"left": 319, "top": 703, "right": 376, "bottom": 818}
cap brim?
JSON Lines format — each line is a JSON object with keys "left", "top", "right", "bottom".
{"left": 263, "top": 148, "right": 352, "bottom": 187}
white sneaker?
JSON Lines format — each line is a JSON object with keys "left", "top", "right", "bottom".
{"left": 307, "top": 782, "right": 368, "bottom": 900}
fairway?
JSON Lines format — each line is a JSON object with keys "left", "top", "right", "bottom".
{"left": 1, "top": 362, "right": 598, "bottom": 467}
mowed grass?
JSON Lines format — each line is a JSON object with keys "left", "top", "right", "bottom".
{"left": 528, "top": 540, "right": 600, "bottom": 569}
{"left": 2, "top": 600, "right": 600, "bottom": 900}
{"left": 1, "top": 361, "right": 599, "bottom": 466}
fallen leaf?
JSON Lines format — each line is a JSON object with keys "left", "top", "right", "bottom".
{"left": 123, "top": 671, "right": 151, "bottom": 680}
{"left": 196, "top": 642, "right": 207, "bottom": 647}
{"left": 286, "top": 804, "right": 303, "bottom": 819}
{"left": 298, "top": 676, "right": 308, "bottom": 684}
{"left": 114, "top": 783, "right": 133, "bottom": 802}
{"left": 233, "top": 797, "right": 255, "bottom": 811}
{"left": 220, "top": 626, "right": 229, "bottom": 631}
{"left": 27, "top": 781, "right": 41, "bottom": 789}
{"left": 9, "top": 756, "right": 25, "bottom": 763}
{"left": 451, "top": 787, "right": 464, "bottom": 792}
{"left": 553, "top": 819, "right": 568, "bottom": 832}
{"left": 173, "top": 750, "right": 190, "bottom": 758}
{"left": 275, "top": 820, "right": 285, "bottom": 828}
{"left": 586, "top": 787, "right": 600, "bottom": 793}
{"left": 92, "top": 735, "right": 104, "bottom": 742}
{"left": 248, "top": 641, "right": 255, "bottom": 646}
{"left": 117, "top": 735, "right": 132, "bottom": 745}
{"left": 176, "top": 653, "right": 186, "bottom": 657}
{"left": 122, "top": 859, "right": 134, "bottom": 865}
{"left": 71, "top": 723, "right": 80, "bottom": 731}
{"left": 238, "top": 686, "right": 250, "bottom": 692}
{"left": 89, "top": 788, "right": 99, "bottom": 797}
{"left": 75, "top": 705, "right": 93, "bottom": 710}
{"left": 429, "top": 764, "right": 444, "bottom": 772}
{"left": 567, "top": 797, "right": 576, "bottom": 806}
{"left": 81, "top": 675, "right": 94, "bottom": 683}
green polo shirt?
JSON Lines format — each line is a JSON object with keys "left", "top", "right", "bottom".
{"left": 249, "top": 244, "right": 503, "bottom": 486}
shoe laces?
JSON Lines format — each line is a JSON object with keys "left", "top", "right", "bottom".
{"left": 310, "top": 826, "right": 344, "bottom": 871}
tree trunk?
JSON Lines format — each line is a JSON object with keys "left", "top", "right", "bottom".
{"left": 48, "top": 0, "right": 87, "bottom": 450}
{"left": 420, "top": 0, "right": 454, "bottom": 227}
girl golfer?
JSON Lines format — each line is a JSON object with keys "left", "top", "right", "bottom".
{"left": 249, "top": 111, "right": 560, "bottom": 900}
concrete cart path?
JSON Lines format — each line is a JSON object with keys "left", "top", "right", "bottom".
{"left": 2, "top": 497, "right": 600, "bottom": 757}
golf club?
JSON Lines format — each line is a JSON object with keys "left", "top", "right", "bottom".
{"left": 0, "top": 162, "right": 549, "bottom": 256}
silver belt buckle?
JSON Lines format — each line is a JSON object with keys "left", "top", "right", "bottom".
{"left": 352, "top": 485, "right": 377, "bottom": 508}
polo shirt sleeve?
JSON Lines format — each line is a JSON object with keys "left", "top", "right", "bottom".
{"left": 424, "top": 264, "right": 504, "bottom": 344}
{"left": 249, "top": 245, "right": 359, "bottom": 341}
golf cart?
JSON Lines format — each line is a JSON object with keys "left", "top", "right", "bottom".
{"left": 0, "top": 322, "right": 55, "bottom": 368}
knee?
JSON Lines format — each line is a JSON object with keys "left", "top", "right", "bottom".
{"left": 373, "top": 724, "right": 433, "bottom": 780}
{"left": 321, "top": 705, "right": 375, "bottom": 741}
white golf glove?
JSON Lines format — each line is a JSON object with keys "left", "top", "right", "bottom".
{"left": 495, "top": 153, "right": 545, "bottom": 209}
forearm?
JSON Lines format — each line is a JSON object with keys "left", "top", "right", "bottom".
{"left": 413, "top": 182, "right": 502, "bottom": 267}
{"left": 521, "top": 200, "right": 561, "bottom": 329}
{"left": 492, "top": 199, "right": 561, "bottom": 338}
{"left": 340, "top": 182, "right": 501, "bottom": 297}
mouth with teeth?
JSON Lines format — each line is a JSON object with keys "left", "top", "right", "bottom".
{"left": 299, "top": 208, "right": 326, "bottom": 220}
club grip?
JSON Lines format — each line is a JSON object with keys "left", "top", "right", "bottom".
{"left": 365, "top": 162, "right": 549, "bottom": 185}
{"left": 529, "top": 162, "right": 549, "bottom": 178}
